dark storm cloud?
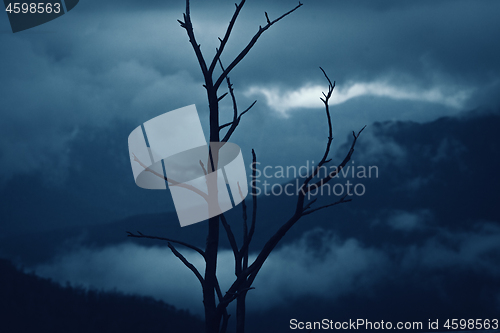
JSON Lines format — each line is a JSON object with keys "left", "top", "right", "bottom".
{"left": 0, "top": 9, "right": 207, "bottom": 179}
{"left": 1, "top": 0, "right": 499, "bottom": 238}
{"left": 1, "top": 0, "right": 499, "bottom": 179}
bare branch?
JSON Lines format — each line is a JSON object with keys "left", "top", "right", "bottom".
{"left": 302, "top": 198, "right": 317, "bottom": 211}
{"left": 221, "top": 101, "right": 257, "bottom": 143}
{"left": 237, "top": 182, "right": 249, "bottom": 270}
{"left": 248, "top": 149, "right": 258, "bottom": 246}
{"left": 320, "top": 66, "right": 334, "bottom": 89}
{"left": 218, "top": 212, "right": 303, "bottom": 309}
{"left": 225, "top": 287, "right": 255, "bottom": 299}
{"left": 215, "top": 286, "right": 255, "bottom": 321}
{"left": 217, "top": 57, "right": 257, "bottom": 142}
{"left": 232, "top": 128, "right": 363, "bottom": 289}
{"left": 298, "top": 67, "right": 335, "bottom": 190}
{"left": 219, "top": 121, "right": 232, "bottom": 131}
{"left": 239, "top": 149, "right": 257, "bottom": 266}
{"left": 238, "top": 102, "right": 256, "bottom": 119}
{"left": 131, "top": 152, "right": 209, "bottom": 201}
{"left": 214, "top": 2, "right": 303, "bottom": 90}
{"left": 127, "top": 231, "right": 206, "bottom": 258}
{"left": 218, "top": 92, "right": 228, "bottom": 102}
{"left": 238, "top": 182, "right": 248, "bottom": 241}
{"left": 167, "top": 242, "right": 204, "bottom": 286}
{"left": 301, "top": 195, "right": 352, "bottom": 216}
{"left": 222, "top": 56, "right": 238, "bottom": 138}
{"left": 209, "top": 0, "right": 246, "bottom": 75}
{"left": 214, "top": 151, "right": 260, "bottom": 321}
{"left": 244, "top": 212, "right": 301, "bottom": 287}
{"left": 265, "top": 12, "right": 271, "bottom": 25}
{"left": 304, "top": 125, "right": 366, "bottom": 193}
{"left": 179, "top": 0, "right": 209, "bottom": 79}
{"left": 220, "top": 214, "right": 241, "bottom": 276}
{"left": 199, "top": 160, "right": 208, "bottom": 176}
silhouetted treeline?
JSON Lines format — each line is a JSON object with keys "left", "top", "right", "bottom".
{"left": 0, "top": 258, "right": 203, "bottom": 333}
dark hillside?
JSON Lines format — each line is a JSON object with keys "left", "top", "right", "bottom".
{"left": 0, "top": 258, "right": 203, "bottom": 333}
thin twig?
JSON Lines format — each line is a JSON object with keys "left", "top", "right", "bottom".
{"left": 222, "top": 287, "right": 255, "bottom": 306}
{"left": 302, "top": 198, "right": 317, "bottom": 211}
{"left": 248, "top": 149, "right": 258, "bottom": 247}
{"left": 199, "top": 160, "right": 208, "bottom": 176}
{"left": 219, "top": 102, "right": 256, "bottom": 132}
{"left": 208, "top": 0, "right": 247, "bottom": 75}
{"left": 178, "top": 0, "right": 209, "bottom": 79}
{"left": 220, "top": 214, "right": 241, "bottom": 276}
{"left": 131, "top": 153, "right": 209, "bottom": 200}
{"left": 221, "top": 101, "right": 256, "bottom": 143}
{"left": 239, "top": 149, "right": 257, "bottom": 263}
{"left": 167, "top": 242, "right": 204, "bottom": 286}
{"left": 127, "top": 231, "right": 206, "bottom": 258}
{"left": 301, "top": 195, "right": 352, "bottom": 216}
{"left": 304, "top": 125, "right": 366, "bottom": 193}
{"left": 238, "top": 182, "right": 249, "bottom": 270}
{"left": 219, "top": 121, "right": 233, "bottom": 131}
{"left": 218, "top": 92, "right": 228, "bottom": 102}
{"left": 217, "top": 57, "right": 257, "bottom": 142}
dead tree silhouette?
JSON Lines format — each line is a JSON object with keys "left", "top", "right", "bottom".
{"left": 128, "top": 1, "right": 364, "bottom": 332}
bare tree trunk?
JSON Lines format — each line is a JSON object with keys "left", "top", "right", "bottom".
{"left": 236, "top": 289, "right": 248, "bottom": 333}
{"left": 204, "top": 85, "right": 221, "bottom": 333}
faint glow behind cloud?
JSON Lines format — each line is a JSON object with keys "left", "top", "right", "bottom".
{"left": 246, "top": 81, "right": 473, "bottom": 117}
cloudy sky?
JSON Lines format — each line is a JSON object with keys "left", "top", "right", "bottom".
{"left": 1, "top": 1, "right": 500, "bottom": 332}
{"left": 1, "top": 0, "right": 499, "bottom": 181}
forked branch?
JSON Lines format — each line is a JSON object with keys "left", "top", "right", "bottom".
{"left": 304, "top": 125, "right": 366, "bottom": 193}
{"left": 220, "top": 101, "right": 256, "bottom": 142}
{"left": 217, "top": 58, "right": 257, "bottom": 143}
{"left": 302, "top": 193, "right": 352, "bottom": 216}
{"left": 208, "top": 0, "right": 247, "bottom": 75}
{"left": 214, "top": 2, "right": 303, "bottom": 90}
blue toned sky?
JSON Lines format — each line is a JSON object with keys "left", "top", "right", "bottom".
{"left": 1, "top": 1, "right": 500, "bottom": 331}
{"left": 1, "top": 1, "right": 499, "bottom": 186}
